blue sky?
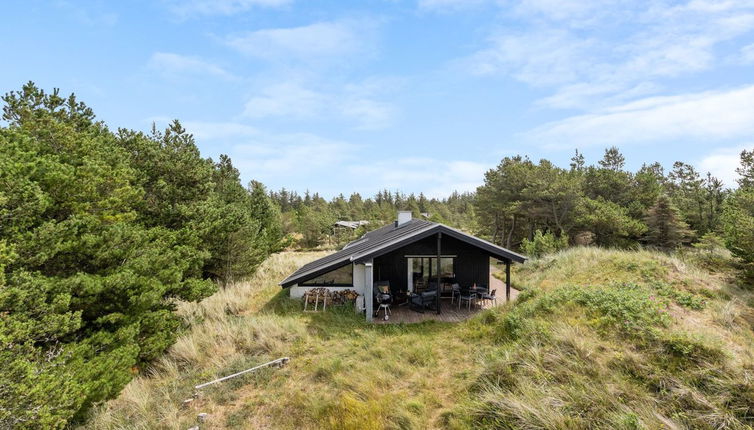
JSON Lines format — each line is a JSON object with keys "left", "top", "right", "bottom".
{"left": 3, "top": 0, "right": 754, "bottom": 198}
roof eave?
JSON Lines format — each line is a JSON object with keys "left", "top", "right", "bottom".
{"left": 351, "top": 224, "right": 527, "bottom": 264}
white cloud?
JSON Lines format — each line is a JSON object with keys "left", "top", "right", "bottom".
{"left": 55, "top": 1, "right": 118, "bottom": 27}
{"left": 147, "top": 52, "right": 235, "bottom": 80}
{"left": 166, "top": 0, "right": 290, "bottom": 18}
{"left": 339, "top": 97, "right": 394, "bottom": 130}
{"left": 465, "top": 1, "right": 754, "bottom": 109}
{"left": 418, "top": 0, "right": 490, "bottom": 12}
{"left": 539, "top": 81, "right": 660, "bottom": 110}
{"left": 742, "top": 43, "right": 754, "bottom": 63}
{"left": 176, "top": 120, "right": 362, "bottom": 189}
{"left": 346, "top": 158, "right": 489, "bottom": 198}
{"left": 243, "top": 83, "right": 325, "bottom": 119}
{"left": 468, "top": 30, "right": 596, "bottom": 86}
{"left": 182, "top": 121, "right": 259, "bottom": 140}
{"left": 513, "top": 0, "right": 622, "bottom": 25}
{"left": 242, "top": 80, "right": 396, "bottom": 130}
{"left": 174, "top": 120, "right": 485, "bottom": 197}
{"left": 223, "top": 21, "right": 370, "bottom": 61}
{"left": 698, "top": 145, "right": 752, "bottom": 187}
{"left": 526, "top": 85, "right": 754, "bottom": 148}
{"left": 232, "top": 132, "right": 360, "bottom": 178}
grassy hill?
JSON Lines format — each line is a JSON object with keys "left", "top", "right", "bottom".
{"left": 83, "top": 248, "right": 754, "bottom": 429}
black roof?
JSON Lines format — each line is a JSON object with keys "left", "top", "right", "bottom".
{"left": 280, "top": 219, "right": 527, "bottom": 288}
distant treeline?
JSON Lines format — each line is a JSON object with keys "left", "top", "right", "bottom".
{"left": 0, "top": 83, "right": 283, "bottom": 427}
{"left": 269, "top": 189, "right": 475, "bottom": 247}
{"left": 270, "top": 149, "right": 754, "bottom": 278}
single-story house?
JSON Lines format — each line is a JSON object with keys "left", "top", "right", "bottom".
{"left": 280, "top": 211, "right": 527, "bottom": 322}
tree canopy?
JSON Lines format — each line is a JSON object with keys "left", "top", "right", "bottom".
{"left": 0, "top": 83, "right": 282, "bottom": 428}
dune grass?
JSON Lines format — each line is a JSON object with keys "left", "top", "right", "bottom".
{"left": 83, "top": 248, "right": 754, "bottom": 429}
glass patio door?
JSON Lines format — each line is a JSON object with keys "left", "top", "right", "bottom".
{"left": 408, "top": 257, "right": 454, "bottom": 292}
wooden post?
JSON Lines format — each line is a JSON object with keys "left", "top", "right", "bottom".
{"left": 365, "top": 261, "right": 374, "bottom": 322}
{"left": 505, "top": 259, "right": 511, "bottom": 302}
{"left": 436, "top": 232, "right": 442, "bottom": 314}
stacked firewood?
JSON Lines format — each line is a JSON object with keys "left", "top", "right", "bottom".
{"left": 302, "top": 288, "right": 358, "bottom": 310}
{"left": 330, "top": 289, "right": 359, "bottom": 304}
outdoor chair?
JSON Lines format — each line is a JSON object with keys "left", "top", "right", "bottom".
{"left": 410, "top": 288, "right": 436, "bottom": 313}
{"left": 450, "top": 283, "right": 461, "bottom": 304}
{"left": 481, "top": 289, "right": 497, "bottom": 307}
{"left": 458, "top": 288, "right": 476, "bottom": 310}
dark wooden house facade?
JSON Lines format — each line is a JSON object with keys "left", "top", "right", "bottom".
{"left": 281, "top": 211, "right": 527, "bottom": 322}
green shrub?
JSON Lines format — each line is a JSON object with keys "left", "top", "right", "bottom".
{"left": 497, "top": 283, "right": 670, "bottom": 343}
{"left": 521, "top": 230, "right": 569, "bottom": 258}
{"left": 649, "top": 281, "right": 706, "bottom": 310}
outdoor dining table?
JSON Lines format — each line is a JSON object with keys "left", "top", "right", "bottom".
{"left": 466, "top": 286, "right": 488, "bottom": 308}
{"left": 469, "top": 286, "right": 487, "bottom": 296}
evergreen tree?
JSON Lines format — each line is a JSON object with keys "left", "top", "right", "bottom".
{"left": 736, "top": 148, "right": 754, "bottom": 188}
{"left": 570, "top": 149, "right": 585, "bottom": 171}
{"left": 598, "top": 146, "right": 626, "bottom": 171}
{"left": 721, "top": 147, "right": 754, "bottom": 278}
{"left": 0, "top": 83, "right": 281, "bottom": 427}
{"left": 644, "top": 194, "right": 693, "bottom": 251}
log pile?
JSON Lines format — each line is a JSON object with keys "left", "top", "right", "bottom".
{"left": 302, "top": 288, "right": 358, "bottom": 311}
{"left": 331, "top": 289, "right": 359, "bottom": 303}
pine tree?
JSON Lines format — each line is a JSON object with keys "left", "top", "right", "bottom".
{"left": 644, "top": 194, "right": 693, "bottom": 251}
{"left": 598, "top": 146, "right": 626, "bottom": 171}
{"left": 736, "top": 148, "right": 754, "bottom": 188}
{"left": 0, "top": 83, "right": 282, "bottom": 427}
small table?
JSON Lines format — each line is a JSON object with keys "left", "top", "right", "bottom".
{"left": 394, "top": 290, "right": 410, "bottom": 306}
{"left": 469, "top": 287, "right": 488, "bottom": 307}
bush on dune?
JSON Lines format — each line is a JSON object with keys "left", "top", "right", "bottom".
{"left": 456, "top": 247, "right": 754, "bottom": 430}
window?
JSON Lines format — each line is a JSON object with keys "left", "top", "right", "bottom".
{"left": 411, "top": 257, "right": 455, "bottom": 286}
{"left": 300, "top": 264, "right": 353, "bottom": 286}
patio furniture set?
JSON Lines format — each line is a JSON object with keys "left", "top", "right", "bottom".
{"left": 451, "top": 283, "right": 497, "bottom": 310}
{"left": 372, "top": 281, "right": 497, "bottom": 320}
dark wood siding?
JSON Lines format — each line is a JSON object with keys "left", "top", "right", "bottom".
{"left": 373, "top": 234, "right": 491, "bottom": 293}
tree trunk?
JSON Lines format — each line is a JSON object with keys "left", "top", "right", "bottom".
{"left": 506, "top": 214, "right": 516, "bottom": 249}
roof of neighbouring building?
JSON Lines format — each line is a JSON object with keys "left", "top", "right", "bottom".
{"left": 334, "top": 220, "right": 370, "bottom": 229}
{"left": 280, "top": 219, "right": 527, "bottom": 287}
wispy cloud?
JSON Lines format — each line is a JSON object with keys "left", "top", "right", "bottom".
{"left": 54, "top": 1, "right": 118, "bottom": 27}
{"left": 169, "top": 119, "right": 486, "bottom": 197}
{"left": 468, "top": 29, "right": 596, "bottom": 86}
{"left": 242, "top": 83, "right": 324, "bottom": 119}
{"left": 526, "top": 85, "right": 754, "bottom": 148}
{"left": 231, "top": 133, "right": 360, "bottom": 179}
{"left": 181, "top": 121, "right": 259, "bottom": 140}
{"left": 223, "top": 20, "right": 375, "bottom": 62}
{"left": 742, "top": 43, "right": 754, "bottom": 63}
{"left": 698, "top": 145, "right": 752, "bottom": 187}
{"left": 147, "top": 52, "right": 236, "bottom": 80}
{"left": 166, "top": 0, "right": 291, "bottom": 18}
{"left": 464, "top": 1, "right": 754, "bottom": 110}
{"left": 242, "top": 79, "right": 398, "bottom": 130}
{"left": 513, "top": 0, "right": 621, "bottom": 24}
{"left": 418, "top": 0, "right": 491, "bottom": 12}
{"left": 176, "top": 120, "right": 361, "bottom": 189}
{"left": 346, "top": 158, "right": 490, "bottom": 198}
